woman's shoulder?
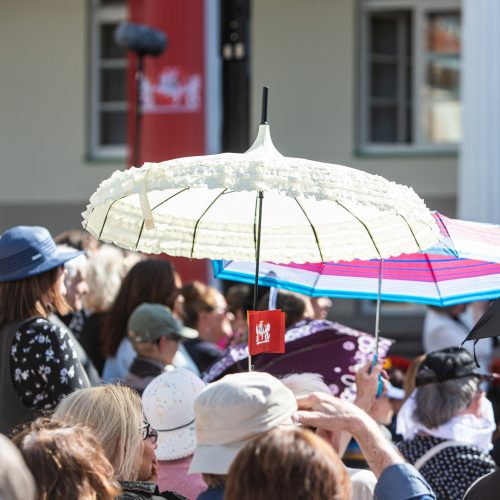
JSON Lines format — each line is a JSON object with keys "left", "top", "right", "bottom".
{"left": 13, "top": 317, "right": 73, "bottom": 354}
{"left": 397, "top": 435, "right": 445, "bottom": 459}
{"left": 18, "top": 317, "right": 63, "bottom": 334}
{"left": 11, "top": 317, "right": 66, "bottom": 343}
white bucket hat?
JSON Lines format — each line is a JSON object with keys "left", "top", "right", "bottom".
{"left": 189, "top": 371, "right": 297, "bottom": 475}
{"left": 142, "top": 368, "right": 205, "bottom": 461}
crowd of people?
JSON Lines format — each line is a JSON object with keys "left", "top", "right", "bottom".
{"left": 1, "top": 224, "right": 500, "bottom": 500}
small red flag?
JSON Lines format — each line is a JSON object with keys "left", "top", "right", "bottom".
{"left": 247, "top": 309, "right": 285, "bottom": 356}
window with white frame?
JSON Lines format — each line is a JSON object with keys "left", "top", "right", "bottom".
{"left": 359, "top": 0, "right": 461, "bottom": 153}
{"left": 88, "top": 0, "right": 127, "bottom": 160}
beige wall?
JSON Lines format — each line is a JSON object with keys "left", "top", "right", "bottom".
{"left": 0, "top": 0, "right": 121, "bottom": 213}
{"left": 0, "top": 0, "right": 456, "bottom": 215}
{"left": 251, "top": 0, "right": 457, "bottom": 210}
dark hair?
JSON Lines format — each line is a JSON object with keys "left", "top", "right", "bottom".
{"left": 12, "top": 418, "right": 121, "bottom": 500}
{"left": 226, "top": 285, "right": 252, "bottom": 315}
{"left": 258, "top": 290, "right": 309, "bottom": 328}
{"left": 225, "top": 427, "right": 350, "bottom": 500}
{"left": 0, "top": 267, "right": 70, "bottom": 325}
{"left": 101, "top": 258, "right": 177, "bottom": 357}
{"left": 180, "top": 281, "right": 219, "bottom": 329}
{"left": 388, "top": 368, "right": 405, "bottom": 389}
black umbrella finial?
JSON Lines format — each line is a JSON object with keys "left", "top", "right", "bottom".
{"left": 261, "top": 86, "right": 269, "bottom": 125}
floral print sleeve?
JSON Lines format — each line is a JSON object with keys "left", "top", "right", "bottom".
{"left": 10, "top": 318, "right": 88, "bottom": 411}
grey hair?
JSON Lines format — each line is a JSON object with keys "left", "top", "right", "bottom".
{"left": 58, "top": 244, "right": 88, "bottom": 283}
{"left": 281, "top": 373, "right": 331, "bottom": 397}
{"left": 82, "top": 245, "right": 141, "bottom": 313}
{"left": 414, "top": 376, "right": 480, "bottom": 428}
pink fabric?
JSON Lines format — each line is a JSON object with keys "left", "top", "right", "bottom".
{"left": 157, "top": 456, "right": 206, "bottom": 500}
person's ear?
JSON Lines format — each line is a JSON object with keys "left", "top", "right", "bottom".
{"left": 157, "top": 336, "right": 167, "bottom": 351}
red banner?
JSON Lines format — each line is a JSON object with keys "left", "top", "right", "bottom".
{"left": 248, "top": 310, "right": 286, "bottom": 356}
{"left": 127, "top": 0, "right": 205, "bottom": 165}
{"left": 127, "top": 0, "right": 208, "bottom": 283}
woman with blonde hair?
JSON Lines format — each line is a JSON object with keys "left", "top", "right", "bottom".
{"left": 53, "top": 384, "right": 188, "bottom": 499}
{"left": 0, "top": 226, "right": 89, "bottom": 435}
{"left": 225, "top": 426, "right": 351, "bottom": 500}
{"left": 54, "top": 385, "right": 144, "bottom": 480}
{"left": 12, "top": 418, "right": 120, "bottom": 500}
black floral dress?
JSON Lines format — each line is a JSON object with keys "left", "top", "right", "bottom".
{"left": 10, "top": 317, "right": 88, "bottom": 411}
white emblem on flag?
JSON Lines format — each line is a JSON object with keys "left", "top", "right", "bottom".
{"left": 142, "top": 67, "right": 202, "bottom": 113}
{"left": 255, "top": 320, "right": 271, "bottom": 345}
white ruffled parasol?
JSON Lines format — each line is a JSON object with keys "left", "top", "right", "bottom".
{"left": 82, "top": 88, "right": 440, "bottom": 364}
{"left": 82, "top": 115, "right": 438, "bottom": 264}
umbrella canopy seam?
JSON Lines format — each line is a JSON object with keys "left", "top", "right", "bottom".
{"left": 335, "top": 200, "right": 382, "bottom": 259}
{"left": 293, "top": 197, "right": 325, "bottom": 263}
{"left": 190, "top": 187, "right": 228, "bottom": 258}
{"left": 96, "top": 194, "right": 128, "bottom": 240}
{"left": 396, "top": 212, "right": 425, "bottom": 252}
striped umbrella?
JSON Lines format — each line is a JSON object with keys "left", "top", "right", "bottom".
{"left": 213, "top": 212, "right": 500, "bottom": 307}
{"left": 431, "top": 211, "right": 500, "bottom": 262}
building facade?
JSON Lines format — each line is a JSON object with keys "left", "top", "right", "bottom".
{"left": 1, "top": 0, "right": 496, "bottom": 355}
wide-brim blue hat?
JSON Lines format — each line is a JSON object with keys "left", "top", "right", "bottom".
{"left": 0, "top": 226, "right": 83, "bottom": 283}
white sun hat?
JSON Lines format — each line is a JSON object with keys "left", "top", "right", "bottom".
{"left": 189, "top": 371, "right": 298, "bottom": 475}
{"left": 142, "top": 368, "right": 205, "bottom": 461}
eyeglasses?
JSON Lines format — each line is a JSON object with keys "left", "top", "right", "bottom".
{"left": 140, "top": 422, "right": 158, "bottom": 444}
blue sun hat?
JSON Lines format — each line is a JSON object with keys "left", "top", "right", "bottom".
{"left": 0, "top": 226, "right": 83, "bottom": 283}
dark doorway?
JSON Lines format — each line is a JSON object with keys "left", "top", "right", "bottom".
{"left": 220, "top": 0, "right": 250, "bottom": 153}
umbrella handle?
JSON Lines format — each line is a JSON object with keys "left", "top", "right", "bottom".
{"left": 249, "top": 190, "right": 264, "bottom": 372}
{"left": 373, "top": 258, "right": 384, "bottom": 377}
{"left": 370, "top": 354, "right": 385, "bottom": 397}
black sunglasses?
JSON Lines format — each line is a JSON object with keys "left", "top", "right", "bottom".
{"left": 140, "top": 422, "right": 158, "bottom": 444}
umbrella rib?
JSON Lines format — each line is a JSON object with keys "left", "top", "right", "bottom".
{"left": 151, "top": 187, "right": 190, "bottom": 211}
{"left": 133, "top": 188, "right": 190, "bottom": 251}
{"left": 190, "top": 188, "right": 228, "bottom": 258}
{"left": 396, "top": 213, "right": 424, "bottom": 252}
{"left": 97, "top": 194, "right": 128, "bottom": 240}
{"left": 134, "top": 221, "right": 145, "bottom": 252}
{"left": 432, "top": 211, "right": 459, "bottom": 258}
{"left": 422, "top": 252, "right": 445, "bottom": 305}
{"left": 334, "top": 201, "right": 382, "bottom": 258}
{"left": 294, "top": 198, "right": 325, "bottom": 263}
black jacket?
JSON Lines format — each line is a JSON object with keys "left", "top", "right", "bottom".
{"left": 118, "top": 481, "right": 188, "bottom": 500}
